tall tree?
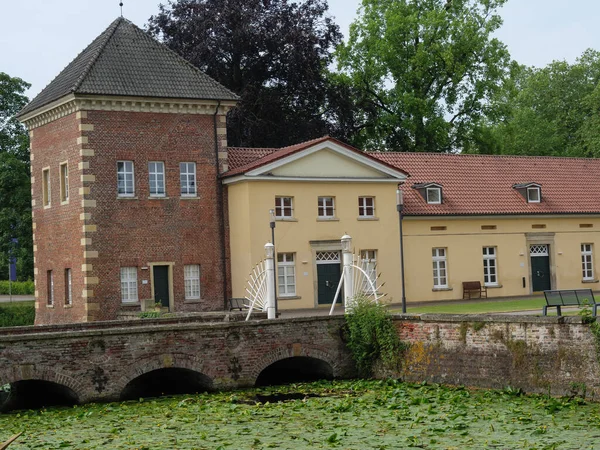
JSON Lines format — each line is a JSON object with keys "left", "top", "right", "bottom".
{"left": 480, "top": 50, "right": 600, "bottom": 157}
{"left": 336, "top": 0, "right": 510, "bottom": 152}
{"left": 147, "top": 0, "right": 342, "bottom": 148}
{"left": 0, "top": 73, "right": 32, "bottom": 280}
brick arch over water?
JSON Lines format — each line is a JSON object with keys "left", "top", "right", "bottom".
{"left": 0, "top": 365, "right": 85, "bottom": 401}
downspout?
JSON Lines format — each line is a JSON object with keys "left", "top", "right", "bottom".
{"left": 213, "top": 100, "right": 228, "bottom": 310}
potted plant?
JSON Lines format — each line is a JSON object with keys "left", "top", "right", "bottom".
{"left": 154, "top": 302, "right": 163, "bottom": 312}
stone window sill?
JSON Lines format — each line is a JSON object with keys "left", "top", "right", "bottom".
{"left": 357, "top": 217, "right": 379, "bottom": 221}
{"left": 184, "top": 298, "right": 203, "bottom": 304}
{"left": 276, "top": 218, "right": 298, "bottom": 222}
{"left": 121, "top": 302, "right": 141, "bottom": 307}
{"left": 180, "top": 196, "right": 199, "bottom": 200}
{"left": 148, "top": 196, "right": 169, "bottom": 200}
{"left": 432, "top": 287, "right": 453, "bottom": 292}
{"left": 64, "top": 304, "right": 73, "bottom": 309}
{"left": 117, "top": 196, "right": 138, "bottom": 200}
{"left": 582, "top": 279, "right": 599, "bottom": 283}
{"left": 485, "top": 284, "right": 503, "bottom": 289}
{"left": 46, "top": 304, "right": 54, "bottom": 308}
{"left": 279, "top": 296, "right": 301, "bottom": 300}
{"left": 44, "top": 205, "right": 51, "bottom": 209}
{"left": 317, "top": 218, "right": 339, "bottom": 222}
{"left": 61, "top": 200, "right": 69, "bottom": 206}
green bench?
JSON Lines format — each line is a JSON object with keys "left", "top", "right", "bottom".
{"left": 543, "top": 289, "right": 598, "bottom": 317}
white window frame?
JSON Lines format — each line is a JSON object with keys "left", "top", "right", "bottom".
{"left": 60, "top": 162, "right": 69, "bottom": 203}
{"left": 360, "top": 250, "right": 377, "bottom": 292}
{"left": 527, "top": 187, "right": 541, "bottom": 203}
{"left": 483, "top": 246, "right": 498, "bottom": 286}
{"left": 432, "top": 248, "right": 448, "bottom": 288}
{"left": 318, "top": 196, "right": 335, "bottom": 218}
{"left": 47, "top": 270, "right": 54, "bottom": 306}
{"left": 42, "top": 167, "right": 51, "bottom": 207}
{"left": 65, "top": 268, "right": 72, "bottom": 306}
{"left": 426, "top": 187, "right": 442, "bottom": 204}
{"left": 184, "top": 264, "right": 201, "bottom": 300}
{"left": 275, "top": 197, "right": 294, "bottom": 218}
{"left": 180, "top": 162, "right": 197, "bottom": 197}
{"left": 358, "top": 197, "right": 375, "bottom": 218}
{"left": 120, "top": 267, "right": 138, "bottom": 303}
{"left": 582, "top": 244, "right": 594, "bottom": 281}
{"left": 277, "top": 253, "right": 296, "bottom": 297}
{"left": 117, "top": 161, "right": 135, "bottom": 197}
{"left": 149, "top": 161, "right": 166, "bottom": 197}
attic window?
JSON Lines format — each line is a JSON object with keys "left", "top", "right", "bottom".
{"left": 426, "top": 187, "right": 441, "bottom": 204}
{"left": 527, "top": 187, "right": 540, "bottom": 203}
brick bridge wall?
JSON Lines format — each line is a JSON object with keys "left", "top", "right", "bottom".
{"left": 0, "top": 314, "right": 599, "bottom": 405}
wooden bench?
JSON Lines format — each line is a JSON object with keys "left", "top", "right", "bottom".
{"left": 543, "top": 289, "right": 598, "bottom": 317}
{"left": 229, "top": 297, "right": 246, "bottom": 311}
{"left": 462, "top": 281, "right": 488, "bottom": 299}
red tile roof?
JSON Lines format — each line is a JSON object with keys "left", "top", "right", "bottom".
{"left": 372, "top": 152, "right": 600, "bottom": 216}
{"left": 225, "top": 136, "right": 600, "bottom": 216}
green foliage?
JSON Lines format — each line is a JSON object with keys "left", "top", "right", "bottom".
{"left": 0, "top": 302, "right": 35, "bottom": 327}
{"left": 2, "top": 380, "right": 600, "bottom": 448}
{"left": 336, "top": 0, "right": 509, "bottom": 152}
{"left": 0, "top": 280, "right": 34, "bottom": 295}
{"left": 139, "top": 311, "right": 161, "bottom": 319}
{"left": 344, "top": 298, "right": 407, "bottom": 377}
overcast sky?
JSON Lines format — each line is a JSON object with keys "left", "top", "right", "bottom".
{"left": 3, "top": 0, "right": 600, "bottom": 100}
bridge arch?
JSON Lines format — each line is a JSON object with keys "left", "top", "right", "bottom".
{"left": 250, "top": 345, "right": 340, "bottom": 386}
{"left": 116, "top": 353, "right": 213, "bottom": 400}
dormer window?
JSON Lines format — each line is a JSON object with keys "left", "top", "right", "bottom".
{"left": 426, "top": 187, "right": 441, "bottom": 204}
{"left": 513, "top": 183, "right": 542, "bottom": 204}
{"left": 412, "top": 183, "right": 443, "bottom": 205}
{"left": 527, "top": 187, "right": 540, "bottom": 203}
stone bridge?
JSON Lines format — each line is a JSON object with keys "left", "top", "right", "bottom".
{"left": 2, "top": 313, "right": 600, "bottom": 411}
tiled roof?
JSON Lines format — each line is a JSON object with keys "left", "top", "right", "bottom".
{"left": 19, "top": 17, "right": 238, "bottom": 117}
{"left": 372, "top": 152, "right": 600, "bottom": 216}
{"left": 225, "top": 136, "right": 407, "bottom": 177}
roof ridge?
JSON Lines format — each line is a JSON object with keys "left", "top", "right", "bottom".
{"left": 369, "top": 151, "right": 598, "bottom": 161}
{"left": 72, "top": 17, "right": 123, "bottom": 94}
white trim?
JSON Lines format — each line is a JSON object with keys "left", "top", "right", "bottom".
{"left": 527, "top": 187, "right": 541, "bottom": 203}
{"left": 223, "top": 175, "right": 404, "bottom": 185}
{"left": 243, "top": 140, "right": 408, "bottom": 180}
{"left": 117, "top": 161, "right": 135, "bottom": 197}
{"left": 582, "top": 244, "right": 594, "bottom": 281}
{"left": 426, "top": 187, "right": 442, "bottom": 204}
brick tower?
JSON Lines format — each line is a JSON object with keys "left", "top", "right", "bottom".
{"left": 18, "top": 18, "right": 238, "bottom": 324}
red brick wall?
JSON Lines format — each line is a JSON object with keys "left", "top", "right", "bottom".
{"left": 30, "top": 113, "right": 86, "bottom": 325}
{"left": 81, "top": 110, "right": 227, "bottom": 320}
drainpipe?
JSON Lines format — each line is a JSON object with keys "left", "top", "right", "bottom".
{"left": 213, "top": 100, "right": 229, "bottom": 310}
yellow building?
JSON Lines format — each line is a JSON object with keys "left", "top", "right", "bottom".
{"left": 224, "top": 137, "right": 600, "bottom": 308}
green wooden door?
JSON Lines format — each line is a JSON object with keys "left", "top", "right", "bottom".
{"left": 531, "top": 255, "right": 551, "bottom": 292}
{"left": 153, "top": 266, "right": 170, "bottom": 308}
{"left": 317, "top": 264, "right": 342, "bottom": 305}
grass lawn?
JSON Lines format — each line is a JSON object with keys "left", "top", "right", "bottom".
{"left": 393, "top": 297, "right": 549, "bottom": 315}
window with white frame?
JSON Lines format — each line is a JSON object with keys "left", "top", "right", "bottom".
{"left": 64, "top": 268, "right": 72, "bottom": 305}
{"left": 120, "top": 267, "right": 138, "bottom": 303}
{"left": 180, "top": 162, "right": 197, "bottom": 197}
{"left": 483, "top": 247, "right": 498, "bottom": 286}
{"left": 582, "top": 244, "right": 594, "bottom": 281}
{"left": 184, "top": 264, "right": 201, "bottom": 299}
{"left": 427, "top": 187, "right": 442, "bottom": 204}
{"left": 47, "top": 270, "right": 54, "bottom": 305}
{"left": 60, "top": 162, "right": 69, "bottom": 202}
{"left": 275, "top": 197, "right": 293, "bottom": 218}
{"left": 149, "top": 162, "right": 166, "bottom": 197}
{"left": 358, "top": 197, "right": 375, "bottom": 218}
{"left": 117, "top": 161, "right": 135, "bottom": 196}
{"left": 318, "top": 196, "right": 335, "bottom": 218}
{"left": 42, "top": 168, "right": 51, "bottom": 206}
{"left": 360, "top": 250, "right": 377, "bottom": 292}
{"left": 527, "top": 187, "right": 540, "bottom": 203}
{"left": 277, "top": 253, "right": 296, "bottom": 296}
{"left": 432, "top": 248, "right": 448, "bottom": 288}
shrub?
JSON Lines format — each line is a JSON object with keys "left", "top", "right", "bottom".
{"left": 0, "top": 280, "right": 35, "bottom": 295}
{"left": 0, "top": 302, "right": 35, "bottom": 327}
{"left": 344, "top": 297, "right": 408, "bottom": 377}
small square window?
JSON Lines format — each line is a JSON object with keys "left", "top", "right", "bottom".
{"left": 358, "top": 197, "right": 375, "bottom": 217}
{"left": 426, "top": 187, "right": 441, "bottom": 204}
{"left": 275, "top": 197, "right": 294, "bottom": 218}
{"left": 527, "top": 187, "right": 540, "bottom": 203}
{"left": 318, "top": 197, "right": 335, "bottom": 218}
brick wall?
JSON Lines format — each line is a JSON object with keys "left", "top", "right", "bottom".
{"left": 0, "top": 315, "right": 599, "bottom": 406}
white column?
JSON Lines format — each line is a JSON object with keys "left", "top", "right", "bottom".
{"left": 341, "top": 234, "right": 354, "bottom": 310}
{"left": 265, "top": 243, "right": 276, "bottom": 319}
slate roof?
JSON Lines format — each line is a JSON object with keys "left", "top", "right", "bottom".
{"left": 372, "top": 152, "right": 600, "bottom": 216}
{"left": 226, "top": 136, "right": 600, "bottom": 216}
{"left": 225, "top": 136, "right": 407, "bottom": 177}
{"left": 18, "top": 17, "right": 238, "bottom": 117}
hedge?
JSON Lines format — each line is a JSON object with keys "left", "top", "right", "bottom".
{"left": 0, "top": 280, "right": 34, "bottom": 295}
{"left": 0, "top": 302, "right": 35, "bottom": 327}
